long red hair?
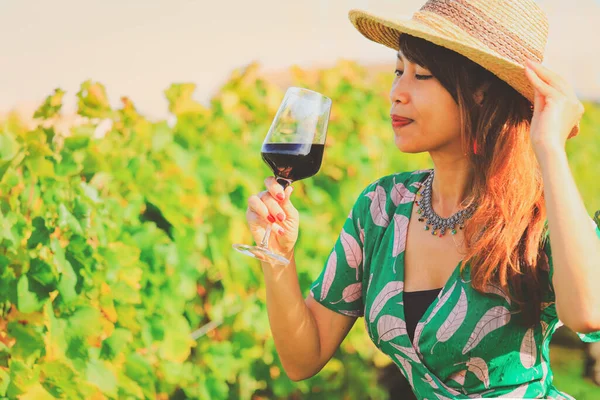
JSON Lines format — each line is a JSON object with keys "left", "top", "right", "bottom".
{"left": 399, "top": 34, "right": 548, "bottom": 327}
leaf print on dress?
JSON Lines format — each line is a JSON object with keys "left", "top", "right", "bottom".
{"left": 422, "top": 373, "right": 439, "bottom": 389}
{"left": 357, "top": 218, "right": 365, "bottom": 245}
{"left": 462, "top": 306, "right": 511, "bottom": 354}
{"left": 340, "top": 229, "right": 362, "bottom": 280}
{"left": 540, "top": 359, "right": 549, "bottom": 385}
{"left": 309, "top": 282, "right": 319, "bottom": 299}
{"left": 520, "top": 327, "right": 537, "bottom": 369}
{"left": 413, "top": 321, "right": 425, "bottom": 351}
{"left": 425, "top": 281, "right": 458, "bottom": 324}
{"left": 366, "top": 185, "right": 390, "bottom": 228}
{"left": 377, "top": 315, "right": 407, "bottom": 344}
{"left": 393, "top": 354, "right": 413, "bottom": 386}
{"left": 392, "top": 214, "right": 409, "bottom": 260}
{"left": 431, "top": 287, "right": 468, "bottom": 354}
{"left": 455, "top": 357, "right": 490, "bottom": 389}
{"left": 369, "top": 281, "right": 404, "bottom": 323}
{"left": 389, "top": 342, "right": 420, "bottom": 363}
{"left": 448, "top": 369, "right": 467, "bottom": 385}
{"left": 497, "top": 383, "right": 529, "bottom": 398}
{"left": 482, "top": 282, "right": 512, "bottom": 305}
{"left": 339, "top": 309, "right": 362, "bottom": 317}
{"left": 411, "top": 169, "right": 432, "bottom": 175}
{"left": 413, "top": 281, "right": 458, "bottom": 350}
{"left": 541, "top": 301, "right": 555, "bottom": 310}
{"left": 358, "top": 218, "right": 366, "bottom": 272}
{"left": 541, "top": 320, "right": 549, "bottom": 338}
{"left": 366, "top": 272, "right": 374, "bottom": 294}
{"left": 320, "top": 251, "right": 337, "bottom": 301}
{"left": 391, "top": 177, "right": 416, "bottom": 206}
{"left": 330, "top": 282, "right": 362, "bottom": 305}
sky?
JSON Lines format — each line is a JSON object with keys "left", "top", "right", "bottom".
{"left": 0, "top": 0, "right": 599, "bottom": 120}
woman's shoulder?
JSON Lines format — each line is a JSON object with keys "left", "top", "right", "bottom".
{"left": 362, "top": 168, "right": 432, "bottom": 193}
{"left": 350, "top": 169, "right": 432, "bottom": 222}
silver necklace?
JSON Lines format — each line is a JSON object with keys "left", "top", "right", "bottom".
{"left": 415, "top": 170, "right": 477, "bottom": 237}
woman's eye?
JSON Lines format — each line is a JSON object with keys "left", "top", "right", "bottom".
{"left": 394, "top": 70, "right": 432, "bottom": 80}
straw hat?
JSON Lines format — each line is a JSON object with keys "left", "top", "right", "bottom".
{"left": 348, "top": 0, "right": 550, "bottom": 104}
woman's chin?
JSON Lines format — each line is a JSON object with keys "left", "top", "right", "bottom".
{"left": 394, "top": 135, "right": 420, "bottom": 153}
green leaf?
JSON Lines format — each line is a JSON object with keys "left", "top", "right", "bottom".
{"left": 58, "top": 204, "right": 83, "bottom": 235}
{"left": 17, "top": 275, "right": 47, "bottom": 313}
{"left": 28, "top": 258, "right": 58, "bottom": 289}
{"left": 80, "top": 182, "right": 101, "bottom": 204}
{"left": 151, "top": 122, "right": 172, "bottom": 152}
{"left": 164, "top": 83, "right": 206, "bottom": 116}
{"left": 157, "top": 314, "right": 194, "bottom": 363}
{"left": 110, "top": 282, "right": 141, "bottom": 304}
{"left": 40, "top": 360, "right": 82, "bottom": 399}
{"left": 17, "top": 383, "right": 56, "bottom": 400}
{"left": 25, "top": 156, "right": 55, "bottom": 178}
{"left": 76, "top": 81, "right": 113, "bottom": 119}
{"left": 85, "top": 358, "right": 117, "bottom": 397}
{"left": 27, "top": 217, "right": 50, "bottom": 249}
{"left": 51, "top": 239, "right": 78, "bottom": 304}
{"left": 100, "top": 328, "right": 132, "bottom": 361}
{"left": 0, "top": 367, "right": 8, "bottom": 397}
{"left": 124, "top": 354, "right": 156, "bottom": 399}
{"left": 7, "top": 359, "right": 39, "bottom": 398}
{"left": 66, "top": 307, "right": 103, "bottom": 340}
{"left": 33, "top": 88, "right": 65, "bottom": 120}
{"left": 0, "top": 131, "right": 20, "bottom": 162}
{"left": 55, "top": 150, "right": 83, "bottom": 177}
{"left": 0, "top": 255, "right": 18, "bottom": 304}
{"left": 63, "top": 135, "right": 91, "bottom": 151}
{"left": 7, "top": 321, "right": 46, "bottom": 364}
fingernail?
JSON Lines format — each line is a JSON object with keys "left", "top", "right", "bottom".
{"left": 277, "top": 213, "right": 286, "bottom": 222}
{"left": 277, "top": 193, "right": 285, "bottom": 201}
{"left": 278, "top": 228, "right": 285, "bottom": 235}
{"left": 267, "top": 215, "right": 276, "bottom": 223}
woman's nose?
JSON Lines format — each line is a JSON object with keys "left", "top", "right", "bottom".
{"left": 390, "top": 83, "right": 410, "bottom": 104}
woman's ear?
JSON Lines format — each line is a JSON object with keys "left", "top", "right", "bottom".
{"left": 474, "top": 81, "right": 492, "bottom": 106}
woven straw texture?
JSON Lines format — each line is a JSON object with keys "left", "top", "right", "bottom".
{"left": 349, "top": 0, "right": 550, "bottom": 103}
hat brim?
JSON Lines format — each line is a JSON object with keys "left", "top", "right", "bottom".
{"left": 348, "top": 9, "right": 535, "bottom": 104}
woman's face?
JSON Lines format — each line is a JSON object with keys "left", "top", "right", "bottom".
{"left": 389, "top": 51, "right": 462, "bottom": 154}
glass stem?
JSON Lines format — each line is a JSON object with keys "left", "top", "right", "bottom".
{"left": 259, "top": 176, "right": 292, "bottom": 249}
{"left": 260, "top": 224, "right": 272, "bottom": 248}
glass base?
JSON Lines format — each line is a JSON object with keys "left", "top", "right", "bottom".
{"left": 232, "top": 243, "right": 290, "bottom": 266}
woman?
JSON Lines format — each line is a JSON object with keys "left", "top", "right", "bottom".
{"left": 244, "top": 0, "right": 600, "bottom": 398}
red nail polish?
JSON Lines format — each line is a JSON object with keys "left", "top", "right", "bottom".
{"left": 278, "top": 228, "right": 285, "bottom": 235}
{"left": 277, "top": 193, "right": 285, "bottom": 201}
{"left": 267, "top": 215, "right": 276, "bottom": 223}
{"left": 277, "top": 213, "right": 285, "bottom": 222}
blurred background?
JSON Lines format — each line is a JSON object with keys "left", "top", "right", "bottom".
{"left": 0, "top": 0, "right": 599, "bottom": 399}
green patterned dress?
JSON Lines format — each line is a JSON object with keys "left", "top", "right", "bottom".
{"left": 309, "top": 169, "right": 600, "bottom": 399}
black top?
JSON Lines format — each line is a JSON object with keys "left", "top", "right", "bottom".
{"left": 404, "top": 288, "right": 443, "bottom": 344}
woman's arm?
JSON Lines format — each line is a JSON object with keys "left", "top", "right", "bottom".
{"left": 261, "top": 253, "right": 357, "bottom": 381}
{"left": 537, "top": 145, "right": 600, "bottom": 333}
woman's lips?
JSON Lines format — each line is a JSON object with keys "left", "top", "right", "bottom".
{"left": 391, "top": 116, "right": 414, "bottom": 128}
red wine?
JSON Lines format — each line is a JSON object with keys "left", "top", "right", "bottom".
{"left": 261, "top": 143, "right": 325, "bottom": 182}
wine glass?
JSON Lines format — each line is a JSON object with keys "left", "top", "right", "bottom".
{"left": 232, "top": 87, "right": 332, "bottom": 265}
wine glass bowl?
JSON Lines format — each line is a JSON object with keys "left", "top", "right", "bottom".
{"left": 232, "top": 87, "right": 332, "bottom": 265}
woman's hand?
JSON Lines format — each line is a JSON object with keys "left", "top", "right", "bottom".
{"left": 524, "top": 59, "right": 585, "bottom": 156}
{"left": 246, "top": 177, "right": 300, "bottom": 260}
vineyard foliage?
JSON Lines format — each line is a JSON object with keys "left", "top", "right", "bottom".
{"left": 0, "top": 60, "right": 599, "bottom": 399}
